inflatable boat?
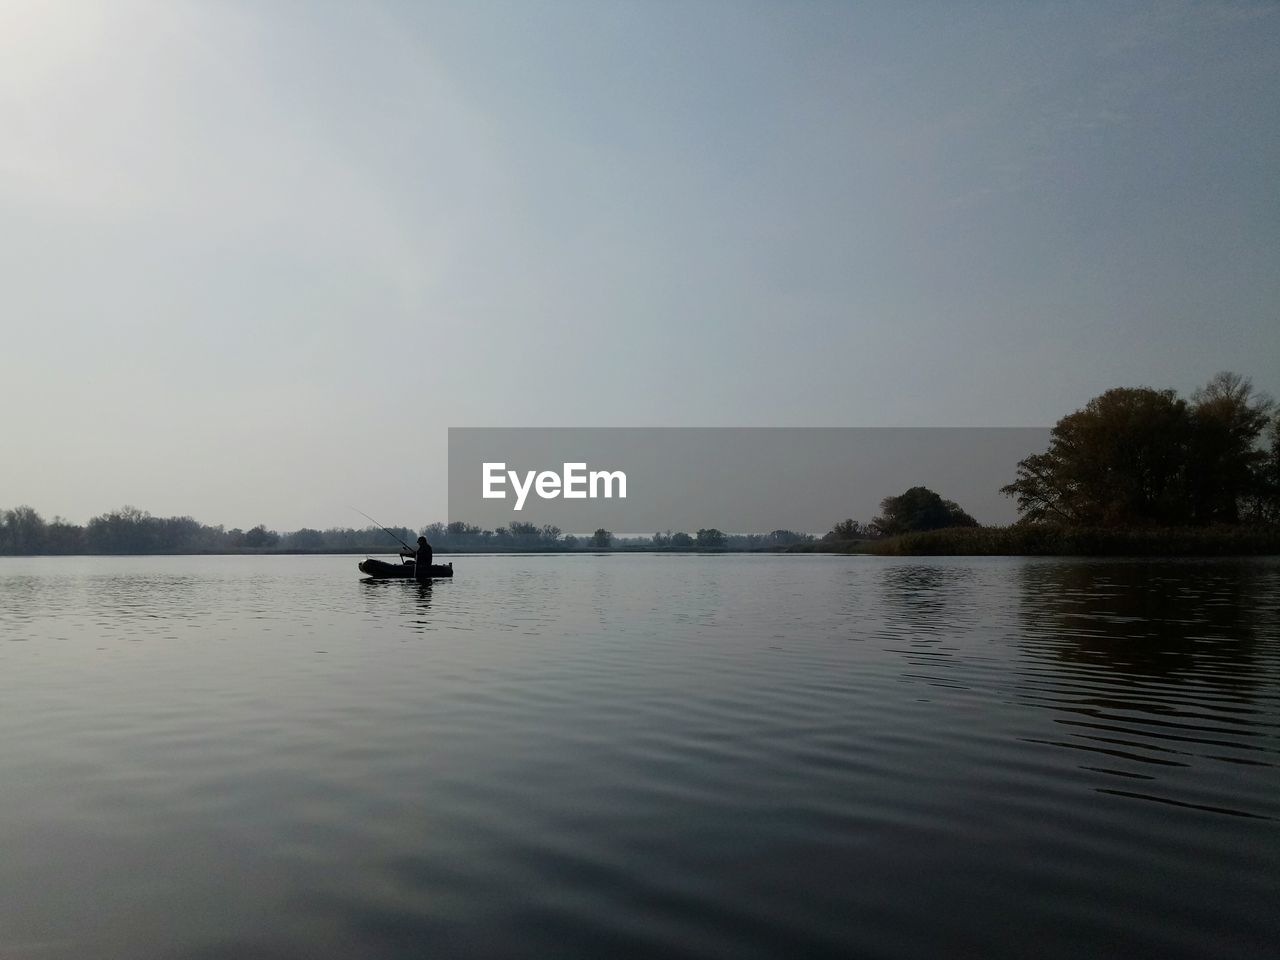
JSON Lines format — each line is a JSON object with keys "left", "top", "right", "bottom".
{"left": 358, "top": 558, "right": 454, "bottom": 579}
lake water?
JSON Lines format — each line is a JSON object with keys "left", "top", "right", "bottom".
{"left": 0, "top": 554, "right": 1277, "bottom": 959}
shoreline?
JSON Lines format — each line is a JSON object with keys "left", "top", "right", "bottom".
{"left": 3, "top": 529, "right": 1278, "bottom": 560}
{"left": 791, "top": 525, "right": 1280, "bottom": 557}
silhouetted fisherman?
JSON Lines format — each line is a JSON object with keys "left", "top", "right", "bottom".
{"left": 401, "top": 535, "right": 433, "bottom": 582}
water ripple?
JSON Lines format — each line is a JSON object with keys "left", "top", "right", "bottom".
{"left": 0, "top": 554, "right": 1276, "bottom": 960}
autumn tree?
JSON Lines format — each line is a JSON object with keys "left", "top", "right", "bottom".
{"left": 826, "top": 518, "right": 874, "bottom": 541}
{"left": 0, "top": 506, "right": 47, "bottom": 554}
{"left": 873, "top": 487, "right": 977, "bottom": 536}
{"left": 1186, "top": 372, "right": 1275, "bottom": 523}
{"left": 1002, "top": 374, "right": 1276, "bottom": 526}
{"left": 695, "top": 528, "right": 726, "bottom": 548}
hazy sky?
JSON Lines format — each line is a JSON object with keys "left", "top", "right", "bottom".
{"left": 2, "top": 0, "right": 1277, "bottom": 529}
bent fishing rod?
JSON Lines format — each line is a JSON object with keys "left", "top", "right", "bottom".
{"left": 349, "top": 507, "right": 415, "bottom": 553}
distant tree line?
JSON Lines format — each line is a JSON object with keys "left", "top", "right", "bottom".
{"left": 0, "top": 505, "right": 295, "bottom": 555}
{"left": 0, "top": 509, "right": 813, "bottom": 556}
{"left": 651, "top": 528, "right": 814, "bottom": 549}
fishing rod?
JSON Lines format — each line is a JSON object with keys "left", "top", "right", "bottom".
{"left": 349, "top": 506, "right": 414, "bottom": 553}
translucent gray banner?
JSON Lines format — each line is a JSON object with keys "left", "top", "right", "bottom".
{"left": 448, "top": 428, "right": 1050, "bottom": 533}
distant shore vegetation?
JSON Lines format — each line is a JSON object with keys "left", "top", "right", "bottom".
{"left": 0, "top": 507, "right": 815, "bottom": 556}
{"left": 3, "top": 373, "right": 1276, "bottom": 558}
{"left": 803, "top": 525, "right": 1280, "bottom": 557}
{"left": 815, "top": 371, "right": 1280, "bottom": 556}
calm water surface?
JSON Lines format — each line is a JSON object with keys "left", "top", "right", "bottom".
{"left": 0, "top": 554, "right": 1277, "bottom": 959}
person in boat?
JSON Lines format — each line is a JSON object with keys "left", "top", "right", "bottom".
{"left": 400, "top": 535, "right": 433, "bottom": 581}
